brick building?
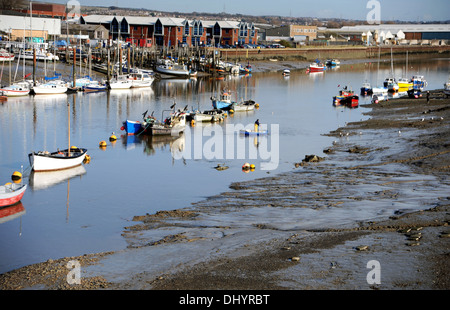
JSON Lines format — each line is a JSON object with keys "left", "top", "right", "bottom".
{"left": 79, "top": 15, "right": 257, "bottom": 47}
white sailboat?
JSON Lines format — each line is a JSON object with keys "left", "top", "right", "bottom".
{"left": 32, "top": 80, "right": 68, "bottom": 95}
{"left": 129, "top": 71, "right": 154, "bottom": 88}
{"left": 29, "top": 98, "right": 87, "bottom": 172}
{"left": 0, "top": 81, "right": 31, "bottom": 96}
{"left": 109, "top": 75, "right": 132, "bottom": 89}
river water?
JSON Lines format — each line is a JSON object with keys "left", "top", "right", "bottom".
{"left": 0, "top": 56, "right": 449, "bottom": 274}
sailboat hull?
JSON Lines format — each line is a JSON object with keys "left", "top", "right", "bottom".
{"left": 29, "top": 148, "right": 87, "bottom": 172}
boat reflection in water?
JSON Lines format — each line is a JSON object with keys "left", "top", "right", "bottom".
{"left": 121, "top": 133, "right": 185, "bottom": 158}
{"left": 0, "top": 202, "right": 26, "bottom": 225}
{"left": 29, "top": 165, "right": 87, "bottom": 191}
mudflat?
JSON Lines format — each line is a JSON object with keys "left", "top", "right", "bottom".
{"left": 1, "top": 89, "right": 449, "bottom": 291}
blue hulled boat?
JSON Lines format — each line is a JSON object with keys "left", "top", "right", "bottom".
{"left": 211, "top": 90, "right": 235, "bottom": 110}
{"left": 122, "top": 120, "right": 142, "bottom": 135}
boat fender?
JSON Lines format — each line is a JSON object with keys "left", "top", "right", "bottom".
{"left": 11, "top": 171, "right": 22, "bottom": 181}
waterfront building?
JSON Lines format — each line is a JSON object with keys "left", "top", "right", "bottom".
{"left": 79, "top": 15, "right": 257, "bottom": 48}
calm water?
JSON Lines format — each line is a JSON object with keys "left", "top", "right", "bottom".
{"left": 0, "top": 56, "right": 449, "bottom": 273}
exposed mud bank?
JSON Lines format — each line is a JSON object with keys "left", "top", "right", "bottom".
{"left": 1, "top": 90, "right": 449, "bottom": 290}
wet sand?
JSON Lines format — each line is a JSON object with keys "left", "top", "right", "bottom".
{"left": 1, "top": 86, "right": 449, "bottom": 291}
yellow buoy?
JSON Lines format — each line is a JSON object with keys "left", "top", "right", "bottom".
{"left": 99, "top": 141, "right": 107, "bottom": 148}
{"left": 255, "top": 103, "right": 259, "bottom": 108}
{"left": 242, "top": 163, "right": 250, "bottom": 170}
{"left": 229, "top": 109, "right": 234, "bottom": 113}
{"left": 11, "top": 171, "right": 22, "bottom": 181}
{"left": 83, "top": 154, "right": 91, "bottom": 164}
{"left": 109, "top": 135, "right": 117, "bottom": 142}
{"left": 250, "top": 164, "right": 256, "bottom": 170}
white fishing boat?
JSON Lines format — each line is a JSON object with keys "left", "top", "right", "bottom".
{"left": 32, "top": 80, "right": 68, "bottom": 95}
{"left": 129, "top": 71, "right": 154, "bottom": 88}
{"left": 156, "top": 63, "right": 190, "bottom": 77}
{"left": 231, "top": 100, "right": 257, "bottom": 112}
{"left": 193, "top": 109, "right": 226, "bottom": 122}
{"left": 109, "top": 75, "right": 132, "bottom": 89}
{"left": 0, "top": 48, "right": 14, "bottom": 62}
{"left": 0, "top": 81, "right": 31, "bottom": 96}
{"left": 19, "top": 49, "right": 59, "bottom": 61}
{"left": 384, "top": 77, "right": 399, "bottom": 92}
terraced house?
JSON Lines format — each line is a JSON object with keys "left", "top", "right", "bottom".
{"left": 79, "top": 15, "right": 257, "bottom": 47}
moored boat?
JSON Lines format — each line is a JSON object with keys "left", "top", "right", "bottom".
{"left": 326, "top": 59, "right": 340, "bottom": 66}
{"left": 122, "top": 120, "right": 142, "bottom": 135}
{"left": 32, "top": 80, "right": 68, "bottom": 95}
{"left": 0, "top": 48, "right": 14, "bottom": 62}
{"left": 109, "top": 75, "right": 132, "bottom": 89}
{"left": 211, "top": 90, "right": 235, "bottom": 110}
{"left": 444, "top": 78, "right": 450, "bottom": 97}
{"left": 231, "top": 100, "right": 257, "bottom": 112}
{"left": 239, "top": 129, "right": 268, "bottom": 136}
{"left": 194, "top": 109, "right": 226, "bottom": 122}
{"left": 384, "top": 77, "right": 399, "bottom": 92}
{"left": 83, "top": 81, "right": 107, "bottom": 92}
{"left": 397, "top": 77, "right": 413, "bottom": 89}
{"left": 341, "top": 95, "right": 359, "bottom": 108}
{"left": 0, "top": 81, "right": 31, "bottom": 97}
{"left": 0, "top": 183, "right": 27, "bottom": 207}
{"left": 156, "top": 63, "right": 190, "bottom": 77}
{"left": 411, "top": 75, "right": 427, "bottom": 91}
{"left": 141, "top": 111, "right": 187, "bottom": 136}
{"left": 19, "top": 49, "right": 59, "bottom": 61}
{"left": 28, "top": 147, "right": 87, "bottom": 172}
{"left": 360, "top": 82, "right": 372, "bottom": 95}
{"left": 308, "top": 62, "right": 326, "bottom": 73}
{"left": 129, "top": 71, "right": 154, "bottom": 88}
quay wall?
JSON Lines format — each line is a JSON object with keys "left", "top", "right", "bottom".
{"left": 218, "top": 45, "right": 450, "bottom": 62}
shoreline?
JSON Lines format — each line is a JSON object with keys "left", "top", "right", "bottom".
{"left": 1, "top": 86, "right": 449, "bottom": 290}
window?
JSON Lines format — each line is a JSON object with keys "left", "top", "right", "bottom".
{"left": 184, "top": 22, "right": 190, "bottom": 36}
{"left": 214, "top": 23, "right": 221, "bottom": 36}
{"left": 155, "top": 20, "right": 163, "bottom": 35}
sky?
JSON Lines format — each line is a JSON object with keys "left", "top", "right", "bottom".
{"left": 47, "top": 0, "right": 450, "bottom": 22}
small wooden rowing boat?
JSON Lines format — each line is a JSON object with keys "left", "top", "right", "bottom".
{"left": 0, "top": 183, "right": 27, "bottom": 207}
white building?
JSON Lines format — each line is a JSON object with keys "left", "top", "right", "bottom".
{"left": 0, "top": 14, "right": 61, "bottom": 42}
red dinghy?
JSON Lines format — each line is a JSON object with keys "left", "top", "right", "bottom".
{"left": 0, "top": 183, "right": 27, "bottom": 207}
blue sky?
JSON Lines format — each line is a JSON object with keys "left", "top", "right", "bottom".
{"left": 48, "top": 0, "right": 449, "bottom": 22}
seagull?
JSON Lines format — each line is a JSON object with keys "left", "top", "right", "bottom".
{"left": 421, "top": 118, "right": 425, "bottom": 122}
{"left": 398, "top": 130, "right": 402, "bottom": 135}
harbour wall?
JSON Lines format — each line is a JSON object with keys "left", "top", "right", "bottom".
{"left": 219, "top": 45, "right": 450, "bottom": 62}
